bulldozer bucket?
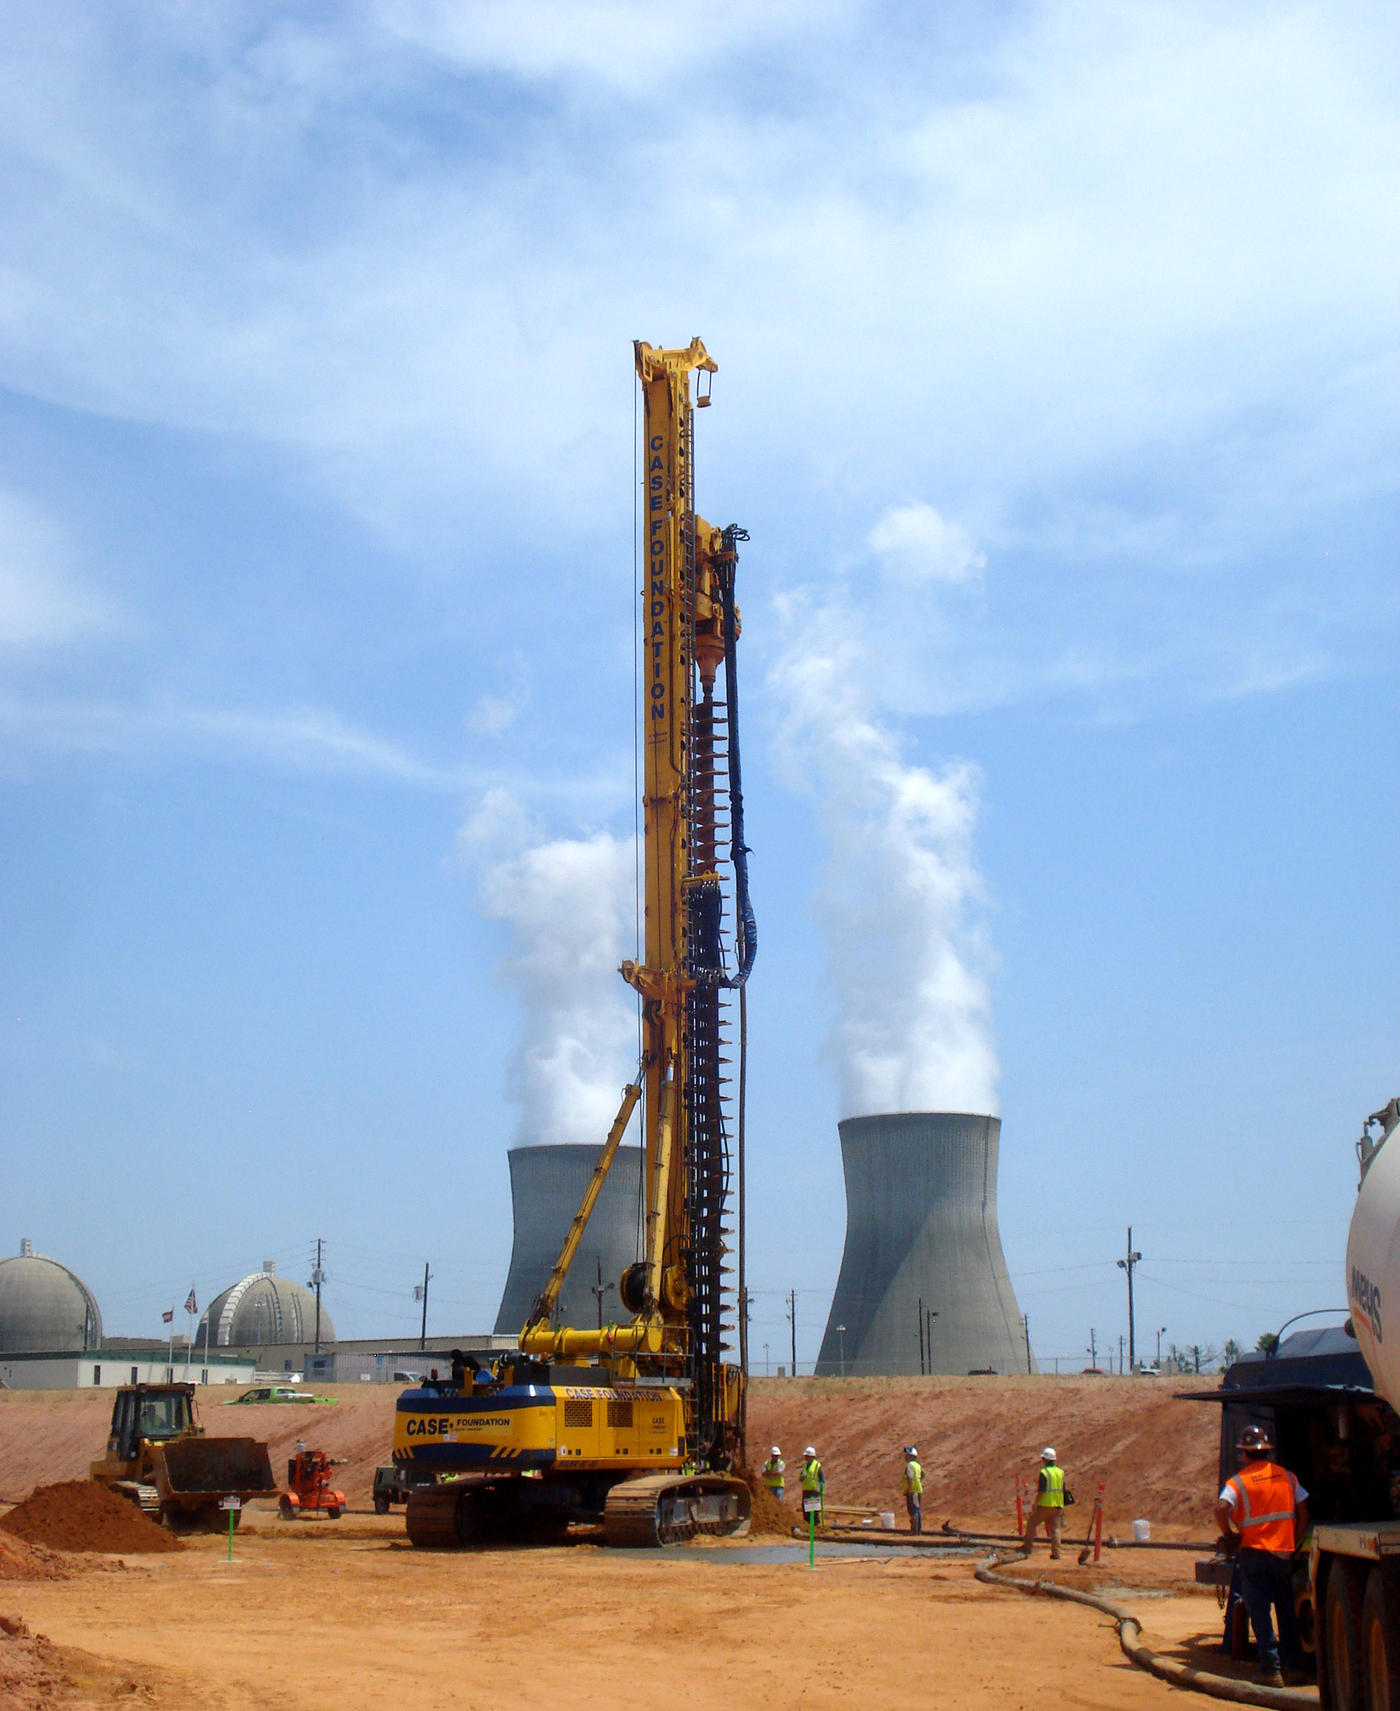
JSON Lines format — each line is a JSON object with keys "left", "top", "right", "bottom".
{"left": 157, "top": 1436, "right": 278, "bottom": 1499}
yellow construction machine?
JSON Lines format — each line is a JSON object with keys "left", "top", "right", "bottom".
{"left": 91, "top": 1381, "right": 278, "bottom": 1531}
{"left": 395, "top": 338, "right": 756, "bottom": 1547}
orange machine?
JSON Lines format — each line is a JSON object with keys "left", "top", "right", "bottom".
{"left": 279, "top": 1446, "right": 347, "bottom": 1519}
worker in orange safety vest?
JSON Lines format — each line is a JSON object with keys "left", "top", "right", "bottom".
{"left": 1214, "top": 1423, "right": 1310, "bottom": 1688}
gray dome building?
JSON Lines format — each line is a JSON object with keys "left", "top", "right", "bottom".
{"left": 0, "top": 1238, "right": 103, "bottom": 1353}
{"left": 201, "top": 1261, "right": 334, "bottom": 1348}
{"left": 495, "top": 1144, "right": 644, "bottom": 1337}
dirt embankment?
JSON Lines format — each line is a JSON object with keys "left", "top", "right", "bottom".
{"left": 0, "top": 1372, "right": 1222, "bottom": 1534}
{"left": 748, "top": 1374, "right": 1221, "bottom": 1533}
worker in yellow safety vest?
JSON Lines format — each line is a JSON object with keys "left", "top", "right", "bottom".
{"left": 799, "top": 1446, "right": 824, "bottom": 1525}
{"left": 902, "top": 1446, "right": 923, "bottom": 1535}
{"left": 761, "top": 1446, "right": 786, "bottom": 1502}
{"left": 1214, "top": 1423, "right": 1309, "bottom": 1688}
{"left": 1021, "top": 1447, "right": 1067, "bottom": 1559}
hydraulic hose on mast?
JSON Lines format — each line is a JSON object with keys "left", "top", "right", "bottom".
{"left": 718, "top": 524, "right": 755, "bottom": 988}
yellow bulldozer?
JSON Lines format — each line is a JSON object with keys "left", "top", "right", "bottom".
{"left": 90, "top": 1381, "right": 278, "bottom": 1531}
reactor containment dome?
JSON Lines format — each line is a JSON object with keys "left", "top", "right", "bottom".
{"left": 201, "top": 1260, "right": 335, "bottom": 1348}
{"left": 495, "top": 1143, "right": 644, "bottom": 1336}
{"left": 816, "top": 1113, "right": 1033, "bottom": 1377}
{"left": 0, "top": 1238, "right": 103, "bottom": 1353}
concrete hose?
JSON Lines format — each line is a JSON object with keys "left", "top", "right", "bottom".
{"left": 974, "top": 1551, "right": 1316, "bottom": 1709}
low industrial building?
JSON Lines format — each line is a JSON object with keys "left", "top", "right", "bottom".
{"left": 303, "top": 1335, "right": 517, "bottom": 1385}
{"left": 0, "top": 1348, "right": 257, "bottom": 1390}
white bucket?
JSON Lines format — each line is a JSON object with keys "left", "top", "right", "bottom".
{"left": 1132, "top": 1518, "right": 1150, "bottom": 1543}
{"left": 880, "top": 1511, "right": 895, "bottom": 1530}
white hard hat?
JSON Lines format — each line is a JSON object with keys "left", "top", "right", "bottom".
{"left": 771, "top": 1445, "right": 781, "bottom": 1457}
{"left": 1041, "top": 1446, "right": 1056, "bottom": 1461}
{"left": 905, "top": 1445, "right": 918, "bottom": 1457}
{"left": 804, "top": 1445, "right": 816, "bottom": 1457}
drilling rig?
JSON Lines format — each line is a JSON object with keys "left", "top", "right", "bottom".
{"left": 393, "top": 338, "right": 755, "bottom": 1547}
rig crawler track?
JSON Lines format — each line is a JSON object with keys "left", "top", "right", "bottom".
{"left": 602, "top": 1473, "right": 751, "bottom": 1547}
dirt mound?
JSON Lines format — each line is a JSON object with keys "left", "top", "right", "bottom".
{"left": 740, "top": 1467, "right": 791, "bottom": 1536}
{"left": 0, "top": 1535, "right": 80, "bottom": 1581}
{"left": 0, "top": 1482, "right": 183, "bottom": 1555}
{"left": 1, "top": 1615, "right": 71, "bottom": 1710}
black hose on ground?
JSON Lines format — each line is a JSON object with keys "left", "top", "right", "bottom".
{"left": 938, "top": 1519, "right": 1215, "bottom": 1551}
{"left": 974, "top": 1550, "right": 1316, "bottom": 1708}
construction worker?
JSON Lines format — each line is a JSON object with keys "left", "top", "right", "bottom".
{"left": 1021, "top": 1447, "right": 1066, "bottom": 1558}
{"left": 761, "top": 1445, "right": 786, "bottom": 1502}
{"left": 903, "top": 1446, "right": 923, "bottom": 1535}
{"left": 1215, "top": 1424, "right": 1310, "bottom": 1688}
{"left": 799, "top": 1445, "right": 824, "bottom": 1526}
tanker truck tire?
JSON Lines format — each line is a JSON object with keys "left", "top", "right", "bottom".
{"left": 1324, "top": 1560, "right": 1365, "bottom": 1711}
{"left": 1362, "top": 1565, "right": 1400, "bottom": 1711}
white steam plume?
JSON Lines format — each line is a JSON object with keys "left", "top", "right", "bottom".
{"left": 457, "top": 788, "right": 637, "bottom": 1145}
{"left": 771, "top": 503, "right": 998, "bottom": 1118}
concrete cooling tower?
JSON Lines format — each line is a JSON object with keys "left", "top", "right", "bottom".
{"left": 816, "top": 1113, "right": 1033, "bottom": 1377}
{"left": 494, "top": 1143, "right": 644, "bottom": 1338}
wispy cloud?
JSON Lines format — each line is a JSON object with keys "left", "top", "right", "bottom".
{"left": 0, "top": 4, "right": 1392, "bottom": 550}
{"left": 0, "top": 694, "right": 461, "bottom": 786}
{"left": 0, "top": 492, "right": 120, "bottom": 649}
{"left": 0, "top": 2, "right": 1391, "bottom": 717}
{"left": 372, "top": 0, "right": 858, "bottom": 94}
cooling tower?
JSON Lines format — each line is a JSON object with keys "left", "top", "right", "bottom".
{"left": 816, "top": 1113, "right": 1033, "bottom": 1377}
{"left": 494, "top": 1143, "right": 644, "bottom": 1337}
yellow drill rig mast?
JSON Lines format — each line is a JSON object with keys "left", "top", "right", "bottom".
{"left": 393, "top": 339, "right": 754, "bottom": 1546}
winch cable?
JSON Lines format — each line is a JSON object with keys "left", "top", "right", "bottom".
{"left": 974, "top": 1550, "right": 1313, "bottom": 1709}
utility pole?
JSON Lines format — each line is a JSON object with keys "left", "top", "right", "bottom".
{"left": 591, "top": 1255, "right": 616, "bottom": 1331}
{"left": 308, "top": 1238, "right": 326, "bottom": 1354}
{"left": 1023, "top": 1313, "right": 1032, "bottom": 1375}
{"left": 787, "top": 1288, "right": 797, "bottom": 1376}
{"left": 414, "top": 1263, "right": 432, "bottom": 1352}
{"left": 918, "top": 1296, "right": 926, "bottom": 1376}
{"left": 1117, "top": 1226, "right": 1142, "bottom": 1369}
{"left": 1088, "top": 1327, "right": 1098, "bottom": 1369}
{"left": 925, "top": 1307, "right": 938, "bottom": 1374}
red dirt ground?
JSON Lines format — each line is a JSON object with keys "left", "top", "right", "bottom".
{"left": 0, "top": 1378, "right": 1243, "bottom": 1711}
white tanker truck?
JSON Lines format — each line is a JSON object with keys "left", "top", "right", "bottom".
{"left": 1197, "top": 1099, "right": 1400, "bottom": 1709}
{"left": 1318, "top": 1095, "right": 1400, "bottom": 1711}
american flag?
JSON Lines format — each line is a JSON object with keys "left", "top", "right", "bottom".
{"left": 184, "top": 1289, "right": 198, "bottom": 1315}
{"left": 161, "top": 1308, "right": 174, "bottom": 1325}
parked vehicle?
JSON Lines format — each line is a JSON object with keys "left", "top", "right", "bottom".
{"left": 229, "top": 1386, "right": 329, "bottom": 1405}
{"left": 373, "top": 1463, "right": 436, "bottom": 1514}
{"left": 1191, "top": 1097, "right": 1400, "bottom": 1708}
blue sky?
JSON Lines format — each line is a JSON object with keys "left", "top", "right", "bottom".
{"left": 3, "top": 1, "right": 1396, "bottom": 1370}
